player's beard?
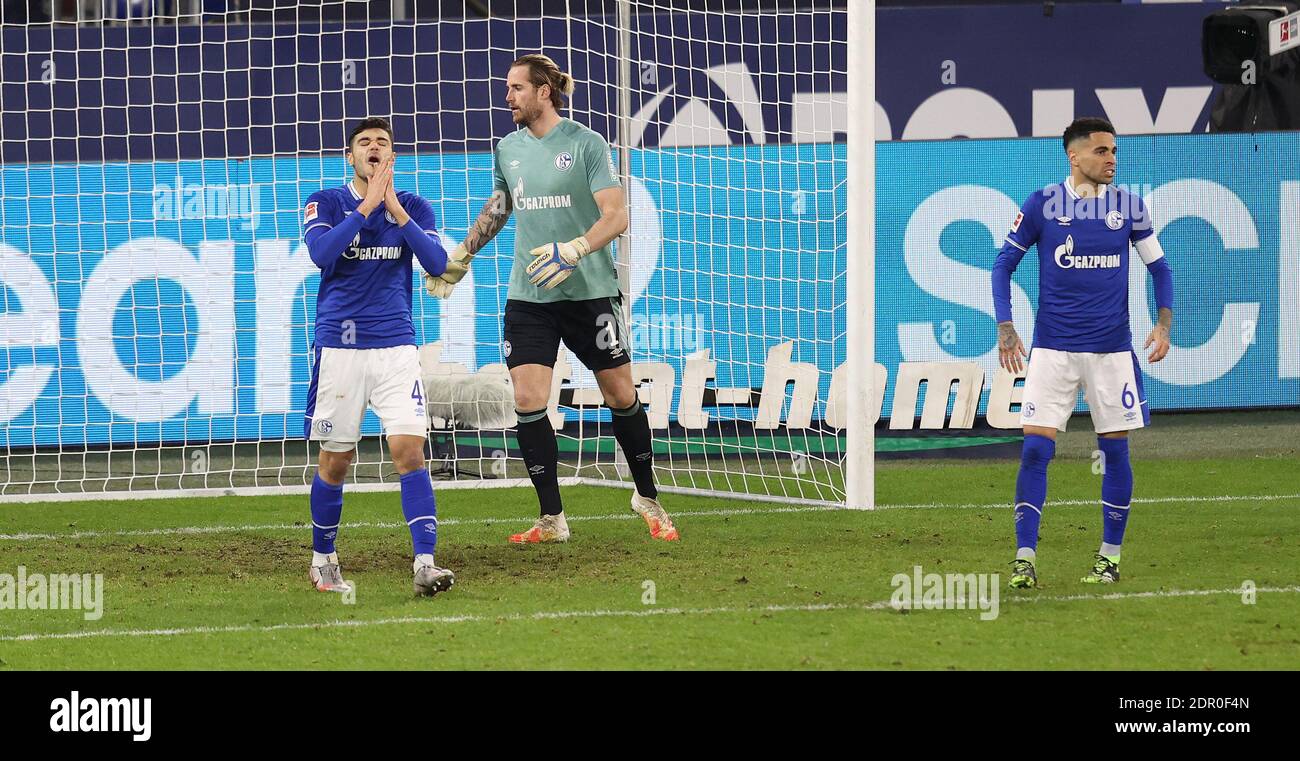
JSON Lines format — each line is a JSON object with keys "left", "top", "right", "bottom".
{"left": 514, "top": 102, "right": 539, "bottom": 126}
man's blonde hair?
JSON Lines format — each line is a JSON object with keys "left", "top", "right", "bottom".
{"left": 512, "top": 53, "right": 576, "bottom": 111}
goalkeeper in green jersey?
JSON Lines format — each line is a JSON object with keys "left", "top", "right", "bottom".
{"left": 425, "top": 53, "right": 678, "bottom": 543}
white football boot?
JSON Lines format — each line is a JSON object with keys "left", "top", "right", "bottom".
{"left": 630, "top": 493, "right": 680, "bottom": 541}
{"left": 413, "top": 555, "right": 455, "bottom": 597}
{"left": 309, "top": 552, "right": 353, "bottom": 593}
{"left": 508, "top": 512, "right": 571, "bottom": 543}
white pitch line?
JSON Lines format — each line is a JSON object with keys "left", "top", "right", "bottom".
{"left": 2, "top": 491, "right": 1289, "bottom": 541}
{"left": 1, "top": 493, "right": 1297, "bottom": 542}
{"left": 2, "top": 586, "right": 1297, "bottom": 643}
{"left": 1012, "top": 586, "right": 1300, "bottom": 604}
{"left": 879, "top": 492, "right": 1300, "bottom": 511}
{"left": 0, "top": 521, "right": 398, "bottom": 542}
{"left": 0, "top": 506, "right": 838, "bottom": 542}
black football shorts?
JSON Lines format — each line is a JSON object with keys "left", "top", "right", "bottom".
{"left": 502, "top": 295, "right": 632, "bottom": 372}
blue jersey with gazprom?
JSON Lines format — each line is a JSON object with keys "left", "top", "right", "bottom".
{"left": 302, "top": 183, "right": 440, "bottom": 349}
{"left": 997, "top": 179, "right": 1154, "bottom": 353}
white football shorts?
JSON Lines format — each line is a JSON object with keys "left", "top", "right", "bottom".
{"left": 304, "top": 345, "right": 428, "bottom": 452}
{"left": 1020, "top": 347, "right": 1149, "bottom": 433}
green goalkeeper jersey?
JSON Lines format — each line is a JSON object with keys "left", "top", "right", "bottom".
{"left": 494, "top": 118, "right": 622, "bottom": 303}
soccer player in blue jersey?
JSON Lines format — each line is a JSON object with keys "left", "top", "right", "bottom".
{"left": 992, "top": 117, "right": 1173, "bottom": 588}
{"left": 301, "top": 117, "right": 454, "bottom": 597}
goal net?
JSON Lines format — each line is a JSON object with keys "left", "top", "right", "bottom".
{"left": 0, "top": 0, "right": 868, "bottom": 506}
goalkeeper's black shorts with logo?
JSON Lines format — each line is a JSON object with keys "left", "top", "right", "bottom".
{"left": 503, "top": 295, "right": 632, "bottom": 372}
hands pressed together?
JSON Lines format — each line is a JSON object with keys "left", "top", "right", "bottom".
{"left": 358, "top": 156, "right": 408, "bottom": 226}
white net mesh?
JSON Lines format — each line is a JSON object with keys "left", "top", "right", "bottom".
{"left": 0, "top": 1, "right": 851, "bottom": 504}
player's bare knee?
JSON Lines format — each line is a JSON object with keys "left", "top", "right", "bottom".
{"left": 318, "top": 449, "right": 353, "bottom": 484}
{"left": 394, "top": 453, "right": 425, "bottom": 475}
{"left": 385, "top": 436, "right": 426, "bottom": 475}
{"left": 513, "top": 388, "right": 549, "bottom": 412}
{"left": 595, "top": 369, "right": 636, "bottom": 409}
{"left": 392, "top": 449, "right": 425, "bottom": 475}
{"left": 602, "top": 387, "right": 637, "bottom": 410}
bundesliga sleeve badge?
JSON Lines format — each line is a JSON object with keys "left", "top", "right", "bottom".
{"left": 1010, "top": 211, "right": 1023, "bottom": 233}
{"left": 304, "top": 202, "right": 319, "bottom": 223}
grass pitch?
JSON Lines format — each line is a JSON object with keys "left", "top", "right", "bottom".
{"left": 1, "top": 412, "right": 1297, "bottom": 670}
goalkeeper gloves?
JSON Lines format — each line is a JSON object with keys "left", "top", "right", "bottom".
{"left": 424, "top": 243, "right": 473, "bottom": 299}
{"left": 525, "top": 236, "right": 590, "bottom": 290}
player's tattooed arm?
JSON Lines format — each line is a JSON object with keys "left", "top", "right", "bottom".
{"left": 462, "top": 189, "right": 512, "bottom": 256}
{"left": 425, "top": 190, "right": 510, "bottom": 298}
{"left": 998, "top": 320, "right": 1028, "bottom": 375}
{"left": 1145, "top": 307, "right": 1172, "bottom": 363}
